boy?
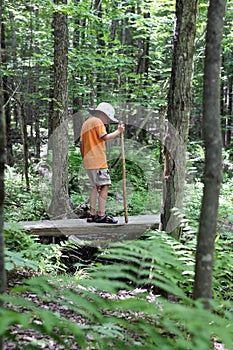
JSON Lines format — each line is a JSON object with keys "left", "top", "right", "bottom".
{"left": 80, "top": 102, "right": 125, "bottom": 223}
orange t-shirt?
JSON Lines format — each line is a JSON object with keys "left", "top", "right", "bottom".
{"left": 80, "top": 117, "right": 108, "bottom": 169}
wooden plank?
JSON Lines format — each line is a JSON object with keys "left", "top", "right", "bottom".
{"left": 19, "top": 215, "right": 159, "bottom": 243}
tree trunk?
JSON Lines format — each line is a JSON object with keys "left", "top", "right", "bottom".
{"left": 220, "top": 72, "right": 226, "bottom": 145}
{"left": 34, "top": 9, "right": 41, "bottom": 160}
{"left": 48, "top": 65, "right": 54, "bottom": 140}
{"left": 0, "top": 1, "right": 7, "bottom": 348}
{"left": 226, "top": 75, "right": 232, "bottom": 146}
{"left": 48, "top": 0, "right": 72, "bottom": 218}
{"left": 1, "top": 22, "right": 13, "bottom": 166}
{"left": 94, "top": 0, "right": 105, "bottom": 98}
{"left": 193, "top": 0, "right": 226, "bottom": 304}
{"left": 34, "top": 100, "right": 41, "bottom": 160}
{"left": 160, "top": 0, "right": 198, "bottom": 239}
{"left": 3, "top": 79, "right": 13, "bottom": 166}
{"left": 19, "top": 101, "right": 30, "bottom": 191}
{"left": 109, "top": 1, "right": 118, "bottom": 47}
{"left": 72, "top": 0, "right": 87, "bottom": 111}
{"left": 136, "top": 9, "right": 150, "bottom": 77}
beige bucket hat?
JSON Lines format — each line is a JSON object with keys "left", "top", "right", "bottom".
{"left": 89, "top": 102, "right": 119, "bottom": 123}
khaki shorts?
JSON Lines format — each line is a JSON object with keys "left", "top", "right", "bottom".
{"left": 87, "top": 168, "right": 111, "bottom": 186}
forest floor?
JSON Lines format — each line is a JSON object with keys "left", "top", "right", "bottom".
{"left": 3, "top": 270, "right": 228, "bottom": 350}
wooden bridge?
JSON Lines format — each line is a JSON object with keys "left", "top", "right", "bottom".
{"left": 20, "top": 215, "right": 160, "bottom": 245}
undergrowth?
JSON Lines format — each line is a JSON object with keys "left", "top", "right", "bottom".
{"left": 4, "top": 222, "right": 68, "bottom": 274}
{"left": 2, "top": 145, "right": 233, "bottom": 348}
{"left": 1, "top": 232, "right": 233, "bottom": 349}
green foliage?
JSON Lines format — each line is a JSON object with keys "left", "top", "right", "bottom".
{"left": 3, "top": 0, "right": 232, "bottom": 170}
{"left": 0, "top": 294, "right": 86, "bottom": 349}
{"left": 4, "top": 223, "right": 68, "bottom": 274}
{"left": 218, "top": 178, "right": 233, "bottom": 219}
{"left": 4, "top": 166, "right": 49, "bottom": 222}
{"left": 213, "top": 232, "right": 233, "bottom": 300}
{"left": 3, "top": 0, "right": 175, "bottom": 116}
{"left": 68, "top": 145, "right": 85, "bottom": 204}
{"left": 4, "top": 141, "right": 162, "bottom": 221}
{"left": 1, "top": 233, "right": 233, "bottom": 349}
{"left": 1, "top": 0, "right": 233, "bottom": 346}
{"left": 4, "top": 223, "right": 42, "bottom": 271}
{"left": 184, "top": 145, "right": 233, "bottom": 237}
{"left": 106, "top": 141, "right": 162, "bottom": 216}
{"left": 5, "top": 249, "right": 39, "bottom": 272}
{"left": 67, "top": 139, "right": 162, "bottom": 216}
{"left": 4, "top": 222, "right": 34, "bottom": 252}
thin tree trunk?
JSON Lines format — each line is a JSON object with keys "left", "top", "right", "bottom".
{"left": 193, "top": 0, "right": 226, "bottom": 305}
{"left": 94, "top": 0, "right": 105, "bottom": 98}
{"left": 0, "top": 1, "right": 7, "bottom": 349}
{"left": 2, "top": 22, "right": 13, "bottom": 166}
{"left": 34, "top": 100, "right": 40, "bottom": 160}
{"left": 34, "top": 9, "right": 41, "bottom": 160}
{"left": 3, "top": 82, "right": 13, "bottom": 166}
{"left": 226, "top": 76, "right": 232, "bottom": 146}
{"left": 48, "top": 65, "right": 54, "bottom": 140}
{"left": 160, "top": 0, "right": 198, "bottom": 239}
{"left": 220, "top": 74, "right": 226, "bottom": 145}
{"left": 18, "top": 101, "right": 30, "bottom": 191}
{"left": 109, "top": 1, "right": 118, "bottom": 47}
{"left": 0, "top": 114, "right": 5, "bottom": 350}
{"left": 72, "top": 0, "right": 86, "bottom": 111}
{"left": 136, "top": 7, "right": 150, "bottom": 77}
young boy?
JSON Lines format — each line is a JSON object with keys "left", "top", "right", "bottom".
{"left": 80, "top": 102, "right": 125, "bottom": 224}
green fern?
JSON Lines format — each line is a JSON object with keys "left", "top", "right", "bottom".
{"left": 1, "top": 232, "right": 233, "bottom": 349}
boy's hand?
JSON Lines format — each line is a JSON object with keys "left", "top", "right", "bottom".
{"left": 118, "top": 121, "right": 125, "bottom": 134}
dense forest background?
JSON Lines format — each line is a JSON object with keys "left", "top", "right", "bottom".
{"left": 2, "top": 0, "right": 232, "bottom": 167}
{"left": 0, "top": 0, "right": 233, "bottom": 349}
{"left": 2, "top": 0, "right": 233, "bottom": 222}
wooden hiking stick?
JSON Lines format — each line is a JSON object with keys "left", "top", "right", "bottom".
{"left": 120, "top": 122, "right": 128, "bottom": 223}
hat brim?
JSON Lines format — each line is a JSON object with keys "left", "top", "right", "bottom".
{"left": 88, "top": 108, "right": 97, "bottom": 114}
{"left": 107, "top": 116, "right": 119, "bottom": 123}
{"left": 88, "top": 109, "right": 119, "bottom": 123}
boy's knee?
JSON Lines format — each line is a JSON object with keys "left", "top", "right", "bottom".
{"left": 99, "top": 185, "right": 109, "bottom": 197}
{"left": 91, "top": 186, "right": 98, "bottom": 192}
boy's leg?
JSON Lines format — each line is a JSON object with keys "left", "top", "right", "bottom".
{"left": 98, "top": 184, "right": 109, "bottom": 217}
{"left": 89, "top": 186, "right": 98, "bottom": 215}
{"left": 95, "top": 184, "right": 118, "bottom": 224}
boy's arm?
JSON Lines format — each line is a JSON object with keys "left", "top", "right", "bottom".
{"left": 80, "top": 141, "right": 84, "bottom": 158}
{"left": 102, "top": 123, "right": 125, "bottom": 141}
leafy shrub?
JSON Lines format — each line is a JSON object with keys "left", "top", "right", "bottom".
{"left": 5, "top": 249, "right": 39, "bottom": 272}
{"left": 4, "top": 223, "right": 68, "bottom": 274}
{"left": 106, "top": 141, "right": 162, "bottom": 216}
{"left": 183, "top": 175, "right": 233, "bottom": 241}
{"left": 4, "top": 223, "right": 34, "bottom": 252}
{"left": 4, "top": 165, "right": 49, "bottom": 222}
{"left": 213, "top": 232, "right": 233, "bottom": 300}
{"left": 218, "top": 178, "right": 233, "bottom": 220}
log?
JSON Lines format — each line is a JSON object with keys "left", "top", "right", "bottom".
{"left": 19, "top": 215, "right": 159, "bottom": 244}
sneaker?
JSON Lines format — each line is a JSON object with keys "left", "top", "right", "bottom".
{"left": 94, "top": 214, "right": 118, "bottom": 224}
{"left": 86, "top": 213, "right": 97, "bottom": 223}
